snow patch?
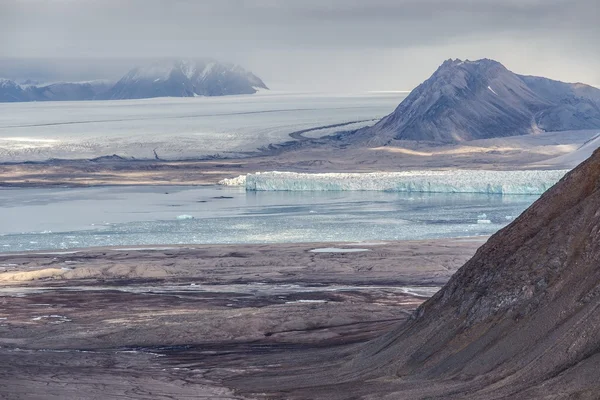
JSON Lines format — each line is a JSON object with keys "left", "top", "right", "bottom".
{"left": 111, "top": 247, "right": 179, "bottom": 251}
{"left": 285, "top": 299, "right": 328, "bottom": 304}
{"left": 310, "top": 248, "right": 371, "bottom": 253}
{"left": 201, "top": 62, "right": 216, "bottom": 78}
{"left": 32, "top": 315, "right": 71, "bottom": 323}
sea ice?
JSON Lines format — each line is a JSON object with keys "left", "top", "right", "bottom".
{"left": 220, "top": 170, "right": 569, "bottom": 195}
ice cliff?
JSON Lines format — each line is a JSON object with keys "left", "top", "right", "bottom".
{"left": 219, "top": 170, "right": 569, "bottom": 195}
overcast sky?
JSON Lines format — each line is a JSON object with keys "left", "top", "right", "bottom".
{"left": 1, "top": 0, "right": 598, "bottom": 91}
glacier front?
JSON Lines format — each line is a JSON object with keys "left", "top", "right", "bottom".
{"left": 219, "top": 170, "right": 569, "bottom": 195}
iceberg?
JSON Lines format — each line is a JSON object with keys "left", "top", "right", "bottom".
{"left": 219, "top": 170, "right": 569, "bottom": 195}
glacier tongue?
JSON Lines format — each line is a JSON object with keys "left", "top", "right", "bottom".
{"left": 219, "top": 170, "right": 569, "bottom": 195}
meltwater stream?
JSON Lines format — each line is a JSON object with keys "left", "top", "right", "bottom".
{"left": 0, "top": 185, "right": 539, "bottom": 252}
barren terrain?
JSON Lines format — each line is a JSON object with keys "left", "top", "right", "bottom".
{"left": 0, "top": 238, "right": 483, "bottom": 399}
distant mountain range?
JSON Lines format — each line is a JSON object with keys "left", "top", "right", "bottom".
{"left": 359, "top": 58, "right": 600, "bottom": 143}
{"left": 0, "top": 59, "right": 268, "bottom": 102}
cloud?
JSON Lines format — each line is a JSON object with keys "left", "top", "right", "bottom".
{"left": 0, "top": 0, "right": 598, "bottom": 91}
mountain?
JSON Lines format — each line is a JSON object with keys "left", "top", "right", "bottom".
{"left": 27, "top": 81, "right": 111, "bottom": 101}
{"left": 361, "top": 58, "right": 600, "bottom": 143}
{"left": 0, "top": 59, "right": 268, "bottom": 102}
{"left": 0, "top": 79, "right": 111, "bottom": 102}
{"left": 103, "top": 59, "right": 268, "bottom": 100}
{"left": 333, "top": 148, "right": 600, "bottom": 398}
{"left": 0, "top": 79, "right": 29, "bottom": 102}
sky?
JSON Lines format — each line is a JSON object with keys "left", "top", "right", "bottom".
{"left": 1, "top": 0, "right": 598, "bottom": 91}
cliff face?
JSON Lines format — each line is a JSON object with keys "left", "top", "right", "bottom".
{"left": 345, "top": 147, "right": 600, "bottom": 397}
{"left": 363, "top": 58, "right": 600, "bottom": 143}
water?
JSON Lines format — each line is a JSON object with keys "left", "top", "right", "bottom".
{"left": 0, "top": 186, "right": 538, "bottom": 252}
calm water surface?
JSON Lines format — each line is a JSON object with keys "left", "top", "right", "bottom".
{"left": 0, "top": 185, "right": 537, "bottom": 252}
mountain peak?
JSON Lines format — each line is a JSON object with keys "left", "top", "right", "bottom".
{"left": 107, "top": 58, "right": 268, "bottom": 100}
{"left": 361, "top": 58, "right": 600, "bottom": 143}
{"left": 127, "top": 59, "right": 219, "bottom": 81}
{"left": 434, "top": 58, "right": 508, "bottom": 79}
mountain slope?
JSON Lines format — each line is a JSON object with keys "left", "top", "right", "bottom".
{"left": 0, "top": 79, "right": 110, "bottom": 102}
{"left": 0, "top": 79, "right": 29, "bottom": 102}
{"left": 362, "top": 58, "right": 600, "bottom": 143}
{"left": 104, "top": 59, "right": 268, "bottom": 100}
{"left": 27, "top": 81, "right": 111, "bottom": 101}
{"left": 338, "top": 148, "right": 600, "bottom": 398}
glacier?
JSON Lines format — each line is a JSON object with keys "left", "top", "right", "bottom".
{"left": 0, "top": 92, "right": 401, "bottom": 162}
{"left": 219, "top": 170, "right": 570, "bottom": 195}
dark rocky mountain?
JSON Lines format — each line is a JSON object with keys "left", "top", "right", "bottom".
{"left": 102, "top": 59, "right": 268, "bottom": 100}
{"left": 0, "top": 59, "right": 268, "bottom": 102}
{"left": 362, "top": 58, "right": 600, "bottom": 143}
{"left": 338, "top": 147, "right": 600, "bottom": 398}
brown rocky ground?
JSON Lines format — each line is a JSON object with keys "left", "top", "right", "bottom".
{"left": 0, "top": 239, "right": 483, "bottom": 399}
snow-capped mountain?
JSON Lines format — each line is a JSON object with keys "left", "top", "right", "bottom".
{"left": 103, "top": 59, "right": 268, "bottom": 100}
{"left": 361, "top": 58, "right": 600, "bottom": 143}
{"left": 0, "top": 59, "right": 268, "bottom": 102}
{"left": 0, "top": 79, "right": 111, "bottom": 102}
{"left": 0, "top": 78, "right": 28, "bottom": 102}
{"left": 29, "top": 81, "right": 112, "bottom": 101}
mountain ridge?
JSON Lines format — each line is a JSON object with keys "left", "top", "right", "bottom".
{"left": 0, "top": 59, "right": 268, "bottom": 102}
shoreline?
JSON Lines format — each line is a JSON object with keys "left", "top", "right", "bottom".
{"left": 0, "top": 236, "right": 489, "bottom": 258}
